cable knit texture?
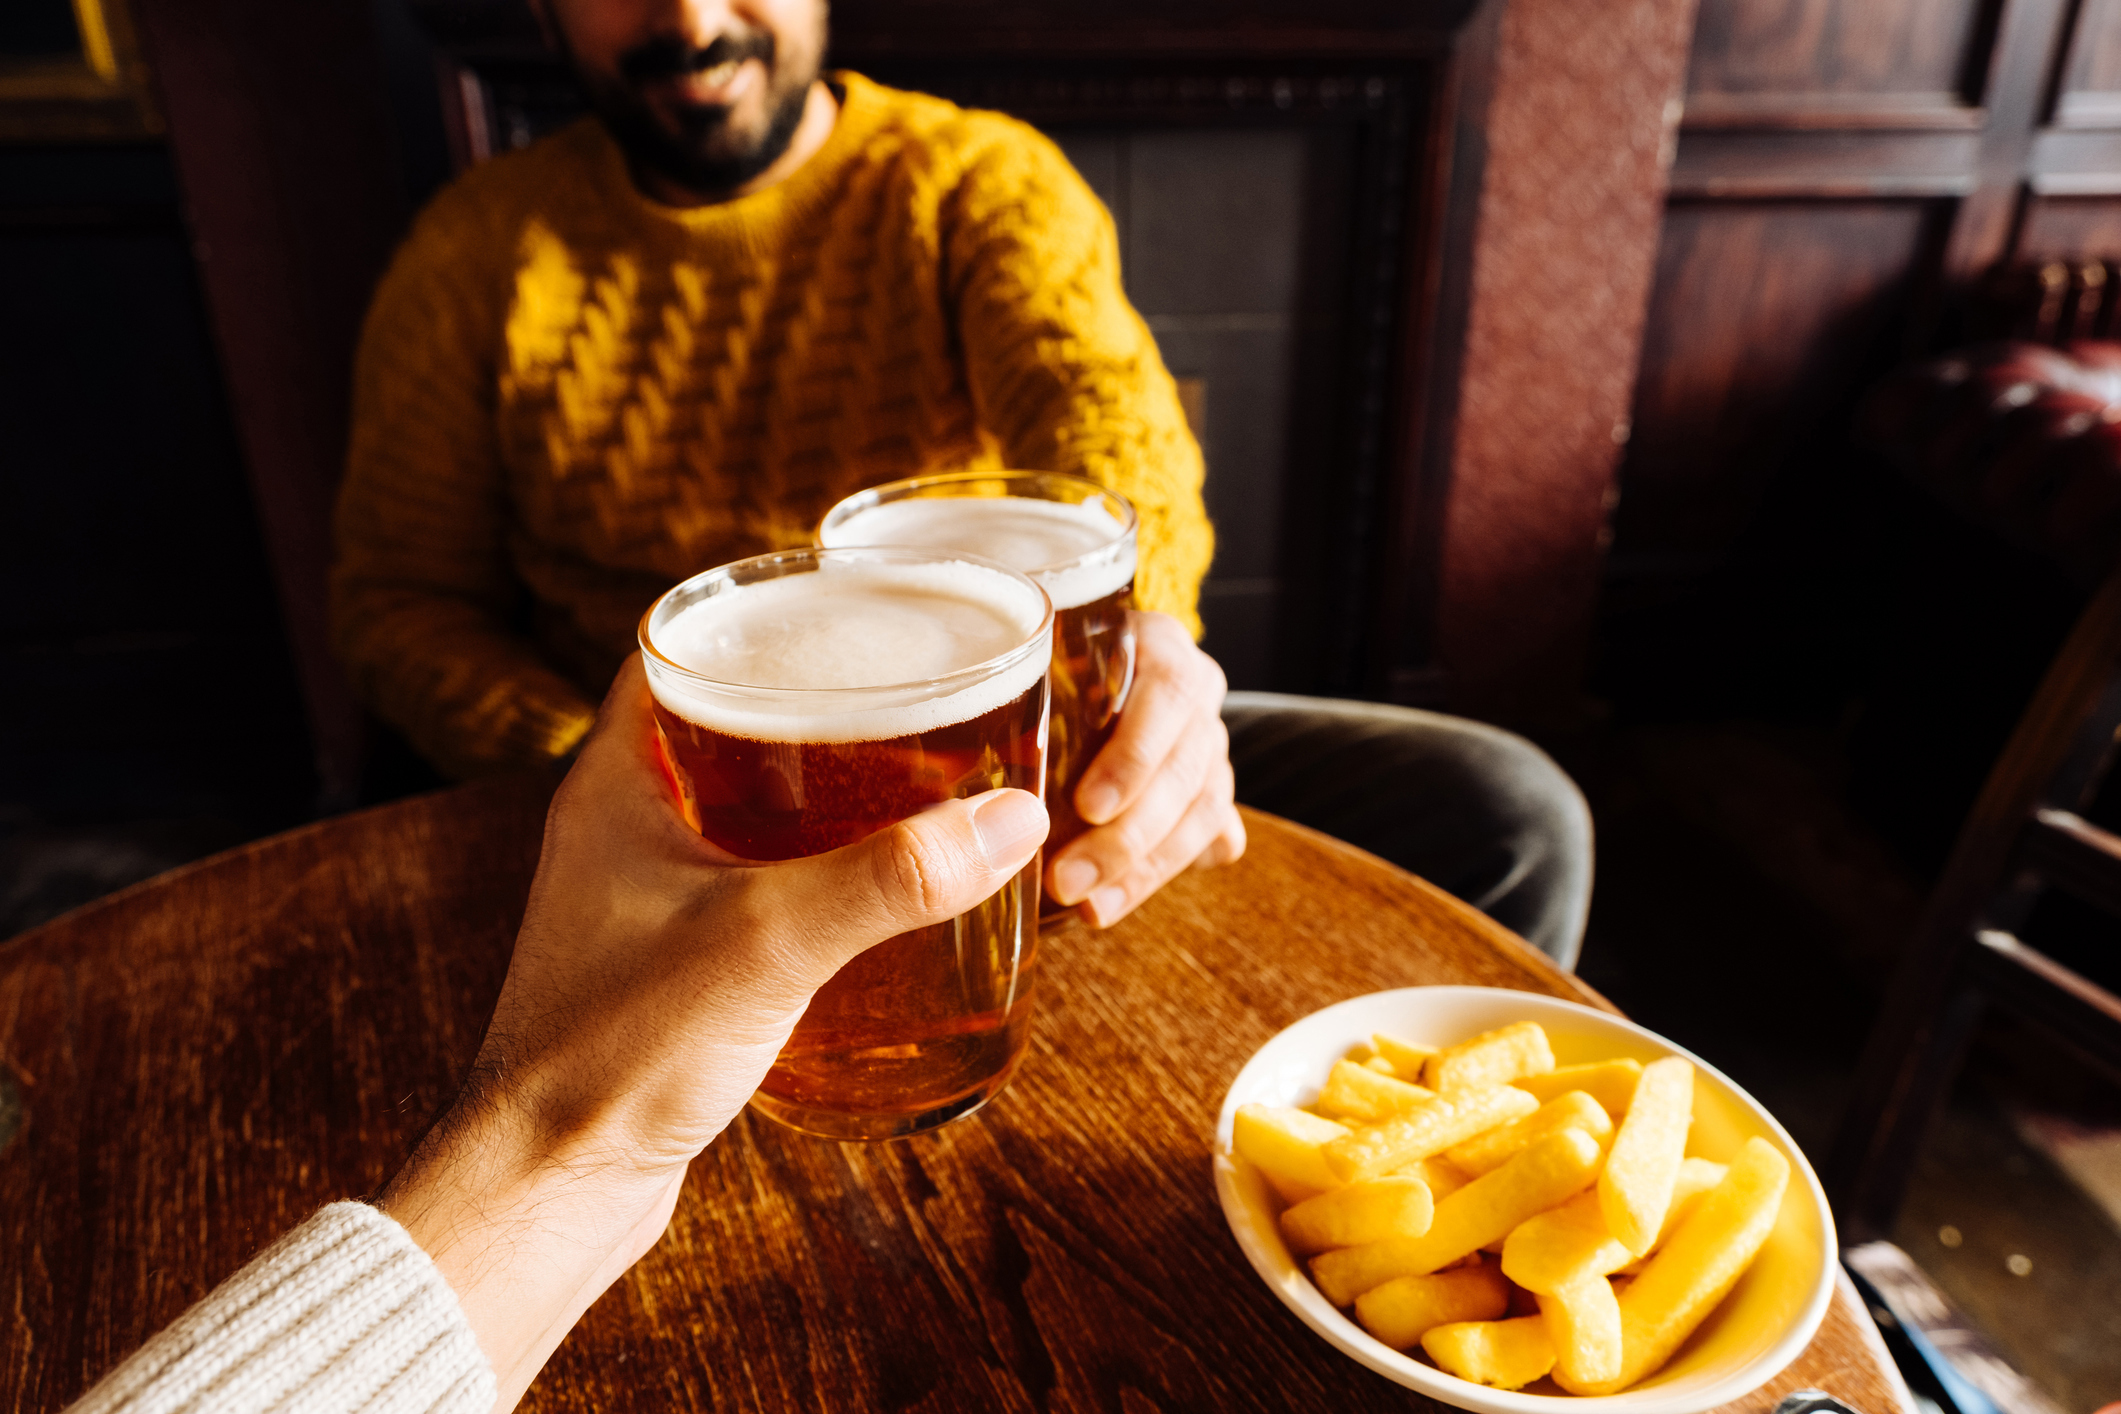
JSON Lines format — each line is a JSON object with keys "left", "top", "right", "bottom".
{"left": 68, "top": 1202, "right": 494, "bottom": 1414}
{"left": 334, "top": 72, "right": 1213, "bottom": 779}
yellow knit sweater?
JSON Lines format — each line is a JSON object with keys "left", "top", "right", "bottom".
{"left": 333, "top": 73, "right": 1213, "bottom": 779}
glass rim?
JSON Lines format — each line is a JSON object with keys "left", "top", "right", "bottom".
{"left": 816, "top": 469, "right": 1139, "bottom": 578}
{"left": 638, "top": 544, "right": 1056, "bottom": 702}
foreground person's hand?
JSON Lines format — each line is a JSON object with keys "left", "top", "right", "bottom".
{"left": 1045, "top": 610, "right": 1246, "bottom": 927}
{"left": 376, "top": 655, "right": 1047, "bottom": 1409}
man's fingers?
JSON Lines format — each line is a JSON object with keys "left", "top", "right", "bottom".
{"left": 1083, "top": 771, "right": 1243, "bottom": 928}
{"left": 1074, "top": 612, "right": 1225, "bottom": 827}
{"left": 754, "top": 789, "right": 1048, "bottom": 979}
{"left": 1049, "top": 713, "right": 1224, "bottom": 905}
{"left": 1194, "top": 809, "right": 1248, "bottom": 870}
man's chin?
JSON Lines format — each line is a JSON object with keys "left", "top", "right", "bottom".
{"left": 607, "top": 87, "right": 813, "bottom": 199}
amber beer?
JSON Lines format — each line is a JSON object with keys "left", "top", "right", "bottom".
{"left": 818, "top": 472, "right": 1137, "bottom": 863}
{"left": 639, "top": 548, "right": 1053, "bottom": 1140}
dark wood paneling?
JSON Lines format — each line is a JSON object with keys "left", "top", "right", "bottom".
{"left": 1619, "top": 201, "right": 1942, "bottom": 565}
{"left": 1668, "top": 131, "right": 1979, "bottom": 196}
{"left": 2018, "top": 194, "right": 2121, "bottom": 258}
{"left": 2058, "top": 0, "right": 2121, "bottom": 127}
{"left": 1685, "top": 0, "right": 1992, "bottom": 100}
{"left": 132, "top": 0, "right": 411, "bottom": 809}
{"left": 2028, "top": 127, "right": 2121, "bottom": 192}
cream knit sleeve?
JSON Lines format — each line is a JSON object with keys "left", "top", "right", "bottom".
{"left": 69, "top": 1202, "right": 495, "bottom": 1414}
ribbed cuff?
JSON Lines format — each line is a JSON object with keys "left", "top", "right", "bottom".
{"left": 71, "top": 1202, "right": 495, "bottom": 1414}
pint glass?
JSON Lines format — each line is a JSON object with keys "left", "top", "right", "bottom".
{"left": 818, "top": 471, "right": 1137, "bottom": 867}
{"left": 639, "top": 547, "right": 1053, "bottom": 1140}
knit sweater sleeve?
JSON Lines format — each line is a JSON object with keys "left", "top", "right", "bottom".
{"left": 943, "top": 124, "right": 1215, "bottom": 636}
{"left": 68, "top": 1202, "right": 495, "bottom": 1414}
{"left": 332, "top": 189, "right": 598, "bottom": 780}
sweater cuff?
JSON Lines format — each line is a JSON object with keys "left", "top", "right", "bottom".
{"left": 70, "top": 1201, "right": 496, "bottom": 1414}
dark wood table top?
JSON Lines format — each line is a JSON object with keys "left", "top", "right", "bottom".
{"left": 0, "top": 778, "right": 1907, "bottom": 1413}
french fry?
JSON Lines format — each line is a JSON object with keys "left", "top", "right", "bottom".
{"left": 1280, "top": 1175, "right": 1434, "bottom": 1254}
{"left": 1614, "top": 1158, "right": 1727, "bottom": 1275}
{"left": 1365, "top": 1055, "right": 1401, "bottom": 1076}
{"left": 1421, "top": 1316, "right": 1557, "bottom": 1390}
{"left": 1407, "top": 1155, "right": 1472, "bottom": 1203}
{"left": 1538, "top": 1277, "right": 1622, "bottom": 1388}
{"left": 1597, "top": 1056, "right": 1693, "bottom": 1253}
{"left": 1312, "top": 1128, "right": 1603, "bottom": 1305}
{"left": 1324, "top": 1084, "right": 1539, "bottom": 1183}
{"left": 1315, "top": 1059, "right": 1437, "bottom": 1123}
{"left": 1514, "top": 1059, "right": 1644, "bottom": 1117}
{"left": 1374, "top": 1033, "right": 1440, "bottom": 1075}
{"left": 1233, "top": 1104, "right": 1349, "bottom": 1203}
{"left": 1558, "top": 1137, "right": 1791, "bottom": 1395}
{"left": 1424, "top": 1021, "right": 1556, "bottom": 1092}
{"left": 1447, "top": 1090, "right": 1613, "bottom": 1177}
{"left": 1501, "top": 1189, "right": 1628, "bottom": 1294}
{"left": 1355, "top": 1264, "right": 1510, "bottom": 1349}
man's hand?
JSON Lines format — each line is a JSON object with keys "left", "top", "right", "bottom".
{"left": 1045, "top": 610, "right": 1246, "bottom": 927}
{"left": 378, "top": 655, "right": 1047, "bottom": 1408}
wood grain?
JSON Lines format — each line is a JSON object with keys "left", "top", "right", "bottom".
{"left": 2058, "top": 0, "right": 2121, "bottom": 125}
{"left": 1619, "top": 201, "right": 1942, "bottom": 563}
{"left": 1684, "top": 0, "right": 1990, "bottom": 100}
{"left": 0, "top": 783, "right": 1906, "bottom": 1413}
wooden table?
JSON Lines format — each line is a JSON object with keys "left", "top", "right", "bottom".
{"left": 0, "top": 780, "right": 1907, "bottom": 1413}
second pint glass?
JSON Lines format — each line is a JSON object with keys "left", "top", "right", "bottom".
{"left": 818, "top": 471, "right": 1137, "bottom": 865}
{"left": 640, "top": 547, "right": 1052, "bottom": 1140}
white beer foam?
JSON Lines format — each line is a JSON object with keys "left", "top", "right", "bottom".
{"left": 646, "top": 559, "right": 1050, "bottom": 744}
{"left": 822, "top": 497, "right": 1135, "bottom": 610}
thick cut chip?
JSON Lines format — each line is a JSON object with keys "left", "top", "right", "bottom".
{"left": 1365, "top": 1055, "right": 1401, "bottom": 1076}
{"left": 1355, "top": 1264, "right": 1510, "bottom": 1350}
{"left": 1315, "top": 1059, "right": 1437, "bottom": 1123}
{"left": 1510, "top": 1155, "right": 1731, "bottom": 1293}
{"left": 1539, "top": 1277, "right": 1623, "bottom": 1387}
{"left": 1233, "top": 1104, "right": 1349, "bottom": 1203}
{"left": 1502, "top": 1190, "right": 1628, "bottom": 1294}
{"left": 1560, "top": 1137, "right": 1791, "bottom": 1395}
{"left": 1514, "top": 1059, "right": 1644, "bottom": 1118}
{"left": 1374, "top": 1033, "right": 1440, "bottom": 1075}
{"left": 1406, "top": 1155, "right": 1472, "bottom": 1203}
{"left": 1422, "top": 1316, "right": 1557, "bottom": 1390}
{"left": 1311, "top": 1128, "right": 1603, "bottom": 1305}
{"left": 1448, "top": 1090, "right": 1613, "bottom": 1177}
{"left": 1280, "top": 1175, "right": 1434, "bottom": 1254}
{"left": 1325, "top": 1084, "right": 1539, "bottom": 1183}
{"left": 1424, "top": 1022, "right": 1556, "bottom": 1092}
{"left": 1597, "top": 1056, "right": 1694, "bottom": 1254}
{"left": 1615, "top": 1157, "right": 1728, "bottom": 1275}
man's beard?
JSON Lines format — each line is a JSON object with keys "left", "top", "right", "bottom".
{"left": 577, "top": 29, "right": 817, "bottom": 199}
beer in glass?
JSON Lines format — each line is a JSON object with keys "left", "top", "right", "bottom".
{"left": 818, "top": 472, "right": 1136, "bottom": 866}
{"left": 639, "top": 547, "right": 1053, "bottom": 1140}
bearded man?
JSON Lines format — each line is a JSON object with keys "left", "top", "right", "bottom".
{"left": 332, "top": 0, "right": 1593, "bottom": 956}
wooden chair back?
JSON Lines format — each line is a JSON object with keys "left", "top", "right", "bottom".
{"left": 1828, "top": 562, "right": 2121, "bottom": 1235}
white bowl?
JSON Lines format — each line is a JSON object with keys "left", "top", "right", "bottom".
{"left": 1212, "top": 987, "right": 1836, "bottom": 1414}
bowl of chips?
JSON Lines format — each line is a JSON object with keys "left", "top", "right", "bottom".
{"left": 1212, "top": 987, "right": 1835, "bottom": 1414}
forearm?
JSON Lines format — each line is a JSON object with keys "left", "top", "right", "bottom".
{"left": 374, "top": 1082, "right": 682, "bottom": 1410}
{"left": 335, "top": 589, "right": 597, "bottom": 779}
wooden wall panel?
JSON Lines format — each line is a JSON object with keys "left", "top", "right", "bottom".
{"left": 1686, "top": 0, "right": 1987, "bottom": 100}
{"left": 1619, "top": 201, "right": 1941, "bottom": 563}
{"left": 2058, "top": 0, "right": 2121, "bottom": 127}
{"left": 2017, "top": 196, "right": 2121, "bottom": 259}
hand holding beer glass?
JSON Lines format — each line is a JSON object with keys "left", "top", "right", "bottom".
{"left": 821, "top": 471, "right": 1244, "bottom": 927}
{"left": 640, "top": 547, "right": 1052, "bottom": 1139}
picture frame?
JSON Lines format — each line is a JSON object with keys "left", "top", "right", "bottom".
{"left": 0, "top": 0, "right": 160, "bottom": 142}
